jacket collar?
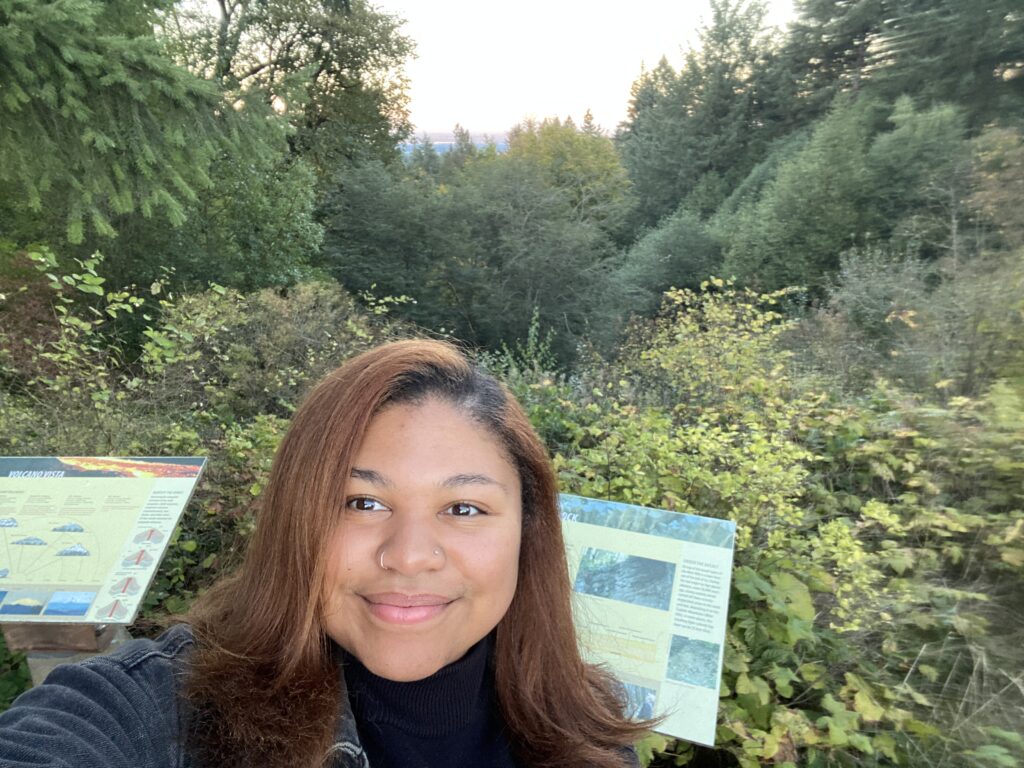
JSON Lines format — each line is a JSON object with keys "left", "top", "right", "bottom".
{"left": 326, "top": 692, "right": 369, "bottom": 768}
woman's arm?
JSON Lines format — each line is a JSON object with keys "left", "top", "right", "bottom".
{"left": 0, "top": 629, "right": 190, "bottom": 768}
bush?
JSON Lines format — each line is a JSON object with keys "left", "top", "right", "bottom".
{"left": 0, "top": 249, "right": 393, "bottom": 632}
{"left": 2, "top": 263, "right": 1021, "bottom": 768}
{"left": 515, "top": 282, "right": 1023, "bottom": 767}
{"left": 788, "top": 247, "right": 1024, "bottom": 396}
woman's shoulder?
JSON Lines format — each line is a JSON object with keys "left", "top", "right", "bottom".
{"left": 59, "top": 622, "right": 196, "bottom": 699}
{"left": 0, "top": 624, "right": 196, "bottom": 768}
{"left": 94, "top": 622, "right": 195, "bottom": 673}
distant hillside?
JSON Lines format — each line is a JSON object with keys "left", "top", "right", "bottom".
{"left": 401, "top": 131, "right": 508, "bottom": 155}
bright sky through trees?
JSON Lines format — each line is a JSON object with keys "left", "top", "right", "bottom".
{"left": 375, "top": 0, "right": 795, "bottom": 135}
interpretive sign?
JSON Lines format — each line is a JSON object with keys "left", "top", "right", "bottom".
{"left": 0, "top": 457, "right": 206, "bottom": 625}
{"left": 560, "top": 493, "right": 736, "bottom": 747}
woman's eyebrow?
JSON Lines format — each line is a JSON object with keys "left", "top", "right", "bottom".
{"left": 351, "top": 468, "right": 508, "bottom": 492}
{"left": 440, "top": 473, "right": 508, "bottom": 491}
{"left": 350, "top": 467, "right": 392, "bottom": 487}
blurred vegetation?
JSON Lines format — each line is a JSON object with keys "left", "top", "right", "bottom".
{"left": 2, "top": 0, "right": 1023, "bottom": 765}
{"left": 492, "top": 283, "right": 1024, "bottom": 767}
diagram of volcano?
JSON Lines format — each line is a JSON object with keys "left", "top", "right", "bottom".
{"left": 12, "top": 537, "right": 46, "bottom": 546}
{"left": 133, "top": 528, "right": 164, "bottom": 545}
{"left": 121, "top": 550, "right": 154, "bottom": 568}
{"left": 95, "top": 600, "right": 128, "bottom": 620}
{"left": 56, "top": 544, "right": 90, "bottom": 557}
{"left": 52, "top": 523, "right": 84, "bottom": 532}
{"left": 109, "top": 577, "right": 141, "bottom": 596}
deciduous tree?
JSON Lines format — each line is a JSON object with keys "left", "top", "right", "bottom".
{"left": 507, "top": 117, "right": 635, "bottom": 238}
{"left": 165, "top": 0, "right": 413, "bottom": 171}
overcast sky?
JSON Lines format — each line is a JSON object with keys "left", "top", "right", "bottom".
{"left": 373, "top": 1, "right": 796, "bottom": 136}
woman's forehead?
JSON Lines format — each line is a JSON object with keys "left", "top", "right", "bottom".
{"left": 351, "top": 398, "right": 521, "bottom": 490}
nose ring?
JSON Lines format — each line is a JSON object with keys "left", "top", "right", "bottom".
{"left": 377, "top": 547, "right": 443, "bottom": 570}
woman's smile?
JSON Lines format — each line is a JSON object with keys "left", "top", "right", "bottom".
{"left": 360, "top": 592, "right": 456, "bottom": 625}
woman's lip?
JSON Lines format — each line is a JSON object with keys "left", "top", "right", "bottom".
{"left": 361, "top": 593, "right": 453, "bottom": 625}
{"left": 362, "top": 592, "right": 452, "bottom": 607}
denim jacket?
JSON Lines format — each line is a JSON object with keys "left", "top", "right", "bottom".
{"left": 0, "top": 625, "right": 369, "bottom": 768}
{"left": 0, "top": 626, "right": 640, "bottom": 768}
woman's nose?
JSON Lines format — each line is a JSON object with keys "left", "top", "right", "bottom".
{"left": 379, "top": 514, "right": 446, "bottom": 575}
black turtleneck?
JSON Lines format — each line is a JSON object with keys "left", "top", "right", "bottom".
{"left": 340, "top": 637, "right": 518, "bottom": 768}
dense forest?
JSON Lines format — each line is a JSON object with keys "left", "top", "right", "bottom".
{"left": 1, "top": 0, "right": 1023, "bottom": 766}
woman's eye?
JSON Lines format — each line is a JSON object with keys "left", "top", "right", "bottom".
{"left": 347, "top": 497, "right": 386, "bottom": 512}
{"left": 448, "top": 502, "right": 483, "bottom": 517}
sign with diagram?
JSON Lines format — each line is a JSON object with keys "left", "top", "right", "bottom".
{"left": 560, "top": 494, "right": 736, "bottom": 747}
{"left": 0, "top": 457, "right": 206, "bottom": 625}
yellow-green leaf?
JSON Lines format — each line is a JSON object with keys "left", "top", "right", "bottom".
{"left": 1000, "top": 548, "right": 1024, "bottom": 567}
{"left": 771, "top": 571, "right": 816, "bottom": 621}
{"left": 634, "top": 732, "right": 668, "bottom": 766}
{"left": 854, "top": 689, "right": 885, "bottom": 723}
{"left": 736, "top": 673, "right": 772, "bottom": 705}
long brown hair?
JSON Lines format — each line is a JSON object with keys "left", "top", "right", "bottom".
{"left": 185, "top": 339, "right": 649, "bottom": 767}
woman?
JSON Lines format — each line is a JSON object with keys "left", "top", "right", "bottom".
{"left": 0, "top": 340, "right": 648, "bottom": 767}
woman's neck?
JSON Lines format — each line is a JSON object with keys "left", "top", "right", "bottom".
{"left": 340, "top": 635, "right": 494, "bottom": 737}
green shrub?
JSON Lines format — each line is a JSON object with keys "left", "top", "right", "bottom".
{"left": 532, "top": 283, "right": 1023, "bottom": 767}
{"left": 0, "top": 248, "right": 393, "bottom": 660}
{"left": 1, "top": 262, "right": 1020, "bottom": 768}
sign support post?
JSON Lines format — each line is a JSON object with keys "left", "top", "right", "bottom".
{"left": 2, "top": 623, "right": 131, "bottom": 685}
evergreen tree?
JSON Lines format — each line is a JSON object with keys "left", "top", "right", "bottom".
{"left": 443, "top": 155, "right": 619, "bottom": 359}
{"left": 616, "top": 57, "right": 680, "bottom": 225}
{"left": 407, "top": 134, "right": 442, "bottom": 180}
{"left": 319, "top": 160, "right": 447, "bottom": 327}
{"left": 866, "top": 97, "right": 970, "bottom": 259}
{"left": 0, "top": 0, "right": 231, "bottom": 243}
{"left": 871, "top": 0, "right": 1024, "bottom": 125}
{"left": 721, "top": 94, "right": 976, "bottom": 290}
{"left": 615, "top": 208, "right": 722, "bottom": 315}
{"left": 969, "top": 126, "right": 1024, "bottom": 250}
{"left": 785, "top": 0, "right": 886, "bottom": 109}
{"left": 438, "top": 124, "right": 482, "bottom": 183}
{"left": 722, "top": 95, "right": 881, "bottom": 291}
{"left": 616, "top": 0, "right": 787, "bottom": 225}
{"left": 96, "top": 154, "right": 324, "bottom": 292}
{"left": 580, "top": 109, "right": 603, "bottom": 137}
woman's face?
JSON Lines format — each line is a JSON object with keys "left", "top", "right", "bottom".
{"left": 321, "top": 397, "right": 523, "bottom": 681}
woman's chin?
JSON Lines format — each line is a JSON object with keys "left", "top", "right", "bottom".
{"left": 357, "top": 651, "right": 451, "bottom": 682}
